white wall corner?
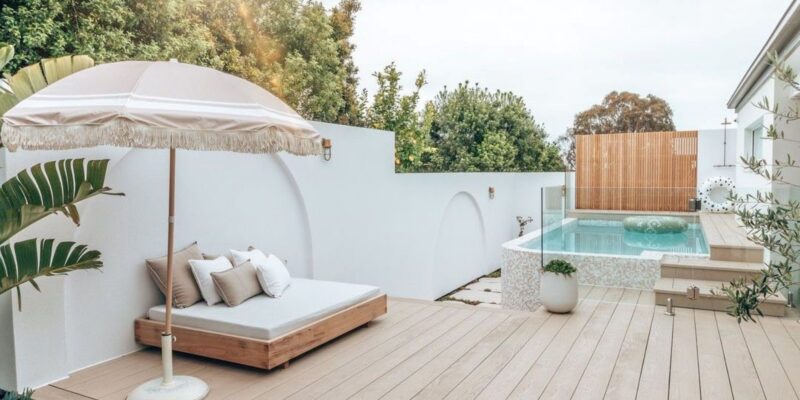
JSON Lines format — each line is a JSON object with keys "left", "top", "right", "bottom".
{"left": 11, "top": 277, "right": 70, "bottom": 390}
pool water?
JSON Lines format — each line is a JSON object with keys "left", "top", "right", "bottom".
{"left": 523, "top": 219, "right": 708, "bottom": 256}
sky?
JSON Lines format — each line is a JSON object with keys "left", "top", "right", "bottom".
{"left": 321, "top": 0, "right": 792, "bottom": 138}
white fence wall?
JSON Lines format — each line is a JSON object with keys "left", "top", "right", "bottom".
{"left": 0, "top": 122, "right": 563, "bottom": 390}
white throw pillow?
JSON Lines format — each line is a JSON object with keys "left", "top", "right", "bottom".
{"left": 230, "top": 248, "right": 270, "bottom": 267}
{"left": 231, "top": 248, "right": 291, "bottom": 297}
{"left": 255, "top": 254, "right": 292, "bottom": 297}
{"left": 189, "top": 256, "right": 233, "bottom": 305}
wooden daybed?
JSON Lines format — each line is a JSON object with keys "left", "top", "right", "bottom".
{"left": 135, "top": 278, "right": 387, "bottom": 370}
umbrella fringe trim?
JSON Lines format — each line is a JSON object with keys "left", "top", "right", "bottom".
{"left": 1, "top": 121, "right": 323, "bottom": 156}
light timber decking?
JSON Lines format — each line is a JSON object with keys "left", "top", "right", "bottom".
{"left": 36, "top": 291, "right": 800, "bottom": 400}
{"left": 699, "top": 213, "right": 763, "bottom": 262}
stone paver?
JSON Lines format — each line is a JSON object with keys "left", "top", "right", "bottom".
{"left": 449, "top": 289, "right": 502, "bottom": 304}
{"left": 477, "top": 303, "right": 503, "bottom": 309}
{"left": 465, "top": 281, "right": 501, "bottom": 293}
{"left": 478, "top": 277, "right": 501, "bottom": 284}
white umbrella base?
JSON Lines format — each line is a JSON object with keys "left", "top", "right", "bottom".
{"left": 127, "top": 376, "right": 209, "bottom": 400}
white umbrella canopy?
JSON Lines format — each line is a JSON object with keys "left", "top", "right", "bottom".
{"left": 1, "top": 60, "right": 322, "bottom": 400}
{"left": 2, "top": 60, "right": 322, "bottom": 155}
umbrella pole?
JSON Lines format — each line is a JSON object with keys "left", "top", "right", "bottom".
{"left": 162, "top": 147, "right": 177, "bottom": 385}
{"left": 129, "top": 148, "right": 208, "bottom": 400}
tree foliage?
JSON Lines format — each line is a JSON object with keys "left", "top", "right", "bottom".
{"left": 364, "top": 63, "right": 436, "bottom": 172}
{"left": 362, "top": 73, "right": 563, "bottom": 172}
{"left": 0, "top": 0, "right": 363, "bottom": 124}
{"left": 0, "top": 0, "right": 565, "bottom": 173}
{"left": 559, "top": 91, "right": 676, "bottom": 168}
{"left": 429, "top": 82, "right": 563, "bottom": 172}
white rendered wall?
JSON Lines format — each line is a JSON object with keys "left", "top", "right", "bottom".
{"left": 696, "top": 128, "right": 736, "bottom": 188}
{"left": 734, "top": 77, "right": 775, "bottom": 194}
{"left": 1, "top": 122, "right": 563, "bottom": 390}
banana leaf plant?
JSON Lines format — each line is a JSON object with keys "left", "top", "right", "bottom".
{"left": 0, "top": 159, "right": 122, "bottom": 308}
{"left": 0, "top": 44, "right": 119, "bottom": 309}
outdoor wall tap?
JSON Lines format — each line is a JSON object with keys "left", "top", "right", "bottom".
{"left": 322, "top": 138, "right": 332, "bottom": 161}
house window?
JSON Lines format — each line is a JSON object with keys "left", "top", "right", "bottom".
{"left": 744, "top": 125, "right": 763, "bottom": 160}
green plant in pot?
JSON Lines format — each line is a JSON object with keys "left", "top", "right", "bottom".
{"left": 540, "top": 259, "right": 578, "bottom": 313}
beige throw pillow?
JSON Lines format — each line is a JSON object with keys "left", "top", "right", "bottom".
{"left": 146, "top": 242, "right": 203, "bottom": 308}
{"left": 211, "top": 262, "right": 262, "bottom": 307}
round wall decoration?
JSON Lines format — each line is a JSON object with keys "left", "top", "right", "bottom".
{"left": 698, "top": 176, "right": 735, "bottom": 212}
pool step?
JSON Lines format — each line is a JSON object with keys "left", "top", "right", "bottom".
{"left": 654, "top": 277, "right": 786, "bottom": 317}
{"left": 660, "top": 255, "right": 764, "bottom": 282}
{"left": 700, "top": 213, "right": 764, "bottom": 262}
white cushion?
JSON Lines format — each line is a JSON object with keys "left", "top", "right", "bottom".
{"left": 231, "top": 249, "right": 291, "bottom": 297}
{"left": 189, "top": 256, "right": 233, "bottom": 305}
{"left": 230, "top": 248, "right": 269, "bottom": 266}
{"left": 255, "top": 255, "right": 291, "bottom": 297}
{"left": 148, "top": 278, "right": 382, "bottom": 340}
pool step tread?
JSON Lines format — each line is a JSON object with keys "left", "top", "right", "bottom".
{"left": 699, "top": 213, "right": 764, "bottom": 263}
{"left": 660, "top": 256, "right": 765, "bottom": 281}
{"left": 654, "top": 277, "right": 786, "bottom": 317}
{"left": 661, "top": 256, "right": 764, "bottom": 272}
{"left": 699, "top": 213, "right": 762, "bottom": 250}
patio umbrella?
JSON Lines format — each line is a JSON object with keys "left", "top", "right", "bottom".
{"left": 1, "top": 60, "right": 322, "bottom": 400}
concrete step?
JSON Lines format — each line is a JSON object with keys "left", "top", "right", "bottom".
{"left": 654, "top": 277, "right": 786, "bottom": 317}
{"left": 660, "top": 255, "right": 765, "bottom": 282}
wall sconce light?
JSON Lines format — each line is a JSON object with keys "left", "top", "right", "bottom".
{"left": 489, "top": 186, "right": 495, "bottom": 199}
{"left": 322, "top": 138, "right": 332, "bottom": 161}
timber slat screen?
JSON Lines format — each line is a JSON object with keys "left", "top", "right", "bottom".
{"left": 575, "top": 130, "right": 698, "bottom": 211}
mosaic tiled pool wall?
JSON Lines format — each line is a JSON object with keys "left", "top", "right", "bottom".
{"left": 501, "top": 246, "right": 661, "bottom": 312}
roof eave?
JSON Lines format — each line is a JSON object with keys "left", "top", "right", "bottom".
{"left": 728, "top": 0, "right": 800, "bottom": 111}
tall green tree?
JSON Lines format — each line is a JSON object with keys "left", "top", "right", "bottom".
{"left": 559, "top": 91, "right": 676, "bottom": 168}
{"left": 0, "top": 0, "right": 363, "bottom": 124}
{"left": 430, "top": 82, "right": 564, "bottom": 172}
{"left": 364, "top": 63, "right": 436, "bottom": 172}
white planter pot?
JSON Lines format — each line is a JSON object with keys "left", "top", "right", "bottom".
{"left": 540, "top": 271, "right": 578, "bottom": 313}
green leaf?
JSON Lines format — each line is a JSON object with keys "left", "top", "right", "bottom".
{"left": 0, "top": 238, "right": 103, "bottom": 309}
{"left": 0, "top": 44, "right": 14, "bottom": 72}
{"left": 0, "top": 159, "right": 122, "bottom": 244}
{"left": 0, "top": 54, "right": 95, "bottom": 137}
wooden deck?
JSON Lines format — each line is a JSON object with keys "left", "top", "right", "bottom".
{"left": 36, "top": 289, "right": 800, "bottom": 400}
{"left": 699, "top": 213, "right": 763, "bottom": 262}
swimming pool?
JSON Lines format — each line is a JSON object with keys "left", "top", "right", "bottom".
{"left": 501, "top": 216, "right": 709, "bottom": 311}
{"left": 522, "top": 219, "right": 708, "bottom": 256}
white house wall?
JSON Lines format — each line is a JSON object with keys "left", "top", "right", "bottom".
{"left": 0, "top": 122, "right": 564, "bottom": 390}
{"left": 771, "top": 44, "right": 800, "bottom": 191}
{"left": 734, "top": 77, "right": 775, "bottom": 193}
{"left": 696, "top": 128, "right": 736, "bottom": 188}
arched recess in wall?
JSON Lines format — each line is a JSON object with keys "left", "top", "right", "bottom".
{"left": 433, "top": 191, "right": 487, "bottom": 299}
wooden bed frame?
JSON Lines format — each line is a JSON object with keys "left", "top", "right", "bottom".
{"left": 134, "top": 294, "right": 387, "bottom": 370}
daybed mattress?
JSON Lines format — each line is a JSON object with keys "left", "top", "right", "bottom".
{"left": 148, "top": 278, "right": 381, "bottom": 340}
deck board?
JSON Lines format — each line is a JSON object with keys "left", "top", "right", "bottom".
{"left": 700, "top": 213, "right": 760, "bottom": 249}
{"left": 694, "top": 310, "right": 733, "bottom": 400}
{"left": 37, "top": 292, "right": 797, "bottom": 400}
